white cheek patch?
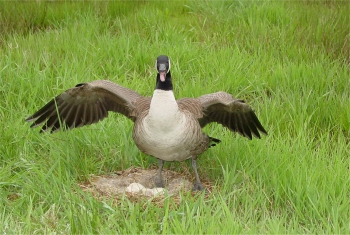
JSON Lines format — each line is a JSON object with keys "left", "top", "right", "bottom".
{"left": 167, "top": 59, "right": 171, "bottom": 73}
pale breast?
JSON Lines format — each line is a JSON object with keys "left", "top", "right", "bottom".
{"left": 132, "top": 89, "right": 209, "bottom": 161}
{"left": 132, "top": 113, "right": 209, "bottom": 162}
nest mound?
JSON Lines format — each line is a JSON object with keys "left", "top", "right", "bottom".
{"left": 79, "top": 167, "right": 213, "bottom": 204}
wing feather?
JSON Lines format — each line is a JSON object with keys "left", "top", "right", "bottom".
{"left": 246, "top": 114, "right": 261, "bottom": 138}
{"left": 74, "top": 105, "right": 84, "bottom": 128}
{"left": 235, "top": 113, "right": 245, "bottom": 137}
{"left": 26, "top": 80, "right": 146, "bottom": 132}
{"left": 240, "top": 113, "right": 253, "bottom": 139}
{"left": 197, "top": 91, "right": 267, "bottom": 139}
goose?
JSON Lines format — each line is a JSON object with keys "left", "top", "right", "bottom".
{"left": 26, "top": 55, "right": 267, "bottom": 191}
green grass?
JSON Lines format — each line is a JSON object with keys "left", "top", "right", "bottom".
{"left": 0, "top": 0, "right": 349, "bottom": 233}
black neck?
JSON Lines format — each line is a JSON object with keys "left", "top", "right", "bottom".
{"left": 155, "top": 71, "right": 173, "bottom": 91}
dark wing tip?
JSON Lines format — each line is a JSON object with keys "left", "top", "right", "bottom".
{"left": 250, "top": 112, "right": 268, "bottom": 136}
{"left": 198, "top": 92, "right": 267, "bottom": 140}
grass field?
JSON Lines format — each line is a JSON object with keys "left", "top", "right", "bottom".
{"left": 0, "top": 0, "right": 349, "bottom": 233}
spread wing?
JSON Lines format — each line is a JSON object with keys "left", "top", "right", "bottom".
{"left": 25, "top": 80, "right": 147, "bottom": 133}
{"left": 178, "top": 92, "right": 267, "bottom": 139}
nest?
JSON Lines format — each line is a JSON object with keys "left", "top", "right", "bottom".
{"left": 79, "top": 167, "right": 213, "bottom": 206}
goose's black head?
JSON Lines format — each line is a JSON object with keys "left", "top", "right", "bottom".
{"left": 155, "top": 55, "right": 173, "bottom": 91}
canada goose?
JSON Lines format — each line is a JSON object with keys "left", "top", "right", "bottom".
{"left": 26, "top": 55, "right": 267, "bottom": 191}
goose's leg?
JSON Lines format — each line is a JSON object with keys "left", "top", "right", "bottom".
{"left": 155, "top": 158, "right": 165, "bottom": 188}
{"left": 191, "top": 157, "right": 205, "bottom": 191}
